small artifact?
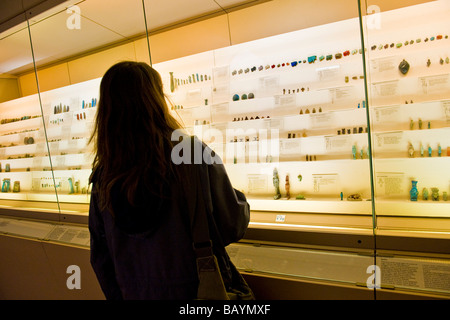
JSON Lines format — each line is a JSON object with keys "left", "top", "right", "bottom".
{"left": 443, "top": 192, "right": 448, "bottom": 201}
{"left": 308, "top": 56, "right": 317, "bottom": 63}
{"left": 273, "top": 168, "right": 281, "bottom": 200}
{"left": 431, "top": 188, "right": 439, "bottom": 201}
{"left": 408, "top": 143, "right": 414, "bottom": 158}
{"left": 398, "top": 59, "right": 410, "bottom": 75}
{"left": 347, "top": 194, "right": 362, "bottom": 201}
{"left": 296, "top": 174, "right": 305, "bottom": 200}
{"left": 68, "top": 177, "right": 74, "bottom": 194}
{"left": 2, "top": 179, "right": 10, "bottom": 192}
{"left": 422, "top": 188, "right": 429, "bottom": 200}
{"left": 410, "top": 180, "right": 418, "bottom": 201}
{"left": 285, "top": 175, "right": 290, "bottom": 200}
{"left": 13, "top": 181, "right": 20, "bottom": 193}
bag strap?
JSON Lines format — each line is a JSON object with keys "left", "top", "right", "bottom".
{"left": 188, "top": 136, "right": 214, "bottom": 259}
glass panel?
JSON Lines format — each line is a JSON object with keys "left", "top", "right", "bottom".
{"left": 364, "top": 1, "right": 450, "bottom": 230}
{"left": 362, "top": 0, "right": 450, "bottom": 297}
{"left": 229, "top": 243, "right": 373, "bottom": 287}
{"left": 25, "top": 0, "right": 148, "bottom": 218}
{"left": 149, "top": 1, "right": 377, "bottom": 289}
{"left": 0, "top": 21, "right": 60, "bottom": 214}
{"left": 152, "top": 7, "right": 375, "bottom": 229}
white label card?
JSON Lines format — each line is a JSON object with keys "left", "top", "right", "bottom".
{"left": 374, "top": 131, "right": 403, "bottom": 150}
{"left": 443, "top": 100, "right": 450, "bottom": 123}
{"left": 374, "top": 105, "right": 401, "bottom": 123}
{"left": 376, "top": 172, "right": 404, "bottom": 196}
{"left": 312, "top": 173, "right": 338, "bottom": 193}
{"left": 372, "top": 80, "right": 399, "bottom": 96}
{"left": 247, "top": 174, "right": 268, "bottom": 194}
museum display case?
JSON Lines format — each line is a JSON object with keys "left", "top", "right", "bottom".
{"left": 0, "top": 0, "right": 448, "bottom": 299}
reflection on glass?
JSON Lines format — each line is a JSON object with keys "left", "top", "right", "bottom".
{"left": 364, "top": 1, "right": 450, "bottom": 223}
{"left": 153, "top": 13, "right": 374, "bottom": 219}
{"left": 0, "top": 24, "right": 60, "bottom": 213}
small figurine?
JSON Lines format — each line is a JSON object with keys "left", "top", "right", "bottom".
{"left": 352, "top": 145, "right": 357, "bottom": 160}
{"left": 431, "top": 188, "right": 439, "bottom": 201}
{"left": 443, "top": 192, "right": 448, "bottom": 201}
{"left": 408, "top": 143, "right": 414, "bottom": 158}
{"left": 410, "top": 119, "right": 414, "bottom": 130}
{"left": 428, "top": 145, "right": 432, "bottom": 157}
{"left": 273, "top": 168, "right": 281, "bottom": 200}
{"left": 422, "top": 188, "right": 429, "bottom": 200}
{"left": 340, "top": 192, "right": 343, "bottom": 201}
{"left": 285, "top": 175, "right": 291, "bottom": 200}
{"left": 438, "top": 145, "right": 442, "bottom": 157}
{"left": 418, "top": 118, "right": 423, "bottom": 129}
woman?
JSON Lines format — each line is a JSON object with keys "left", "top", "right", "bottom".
{"left": 88, "top": 61, "right": 250, "bottom": 300}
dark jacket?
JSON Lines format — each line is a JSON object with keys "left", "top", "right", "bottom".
{"left": 89, "top": 137, "right": 250, "bottom": 300}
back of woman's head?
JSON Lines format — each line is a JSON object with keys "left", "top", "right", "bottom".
{"left": 90, "top": 61, "right": 181, "bottom": 212}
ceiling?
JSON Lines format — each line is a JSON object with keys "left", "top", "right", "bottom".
{"left": 0, "top": 0, "right": 270, "bottom": 76}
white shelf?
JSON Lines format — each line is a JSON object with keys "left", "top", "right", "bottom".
{"left": 375, "top": 199, "right": 450, "bottom": 218}
{"left": 0, "top": 192, "right": 90, "bottom": 203}
{"left": 248, "top": 197, "right": 372, "bottom": 215}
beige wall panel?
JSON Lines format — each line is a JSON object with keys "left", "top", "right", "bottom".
{"left": 228, "top": 0, "right": 360, "bottom": 45}
{"left": 0, "top": 78, "right": 20, "bottom": 103}
{"left": 35, "top": 63, "right": 71, "bottom": 92}
{"left": 67, "top": 42, "right": 137, "bottom": 84}
{"left": 228, "top": 0, "right": 434, "bottom": 45}
{"left": 367, "top": 0, "right": 435, "bottom": 12}
{"left": 0, "top": 235, "right": 59, "bottom": 299}
{"left": 18, "top": 71, "right": 38, "bottom": 97}
{"left": 134, "top": 38, "right": 152, "bottom": 65}
{"left": 149, "top": 15, "right": 230, "bottom": 64}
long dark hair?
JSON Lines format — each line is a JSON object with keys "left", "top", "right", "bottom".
{"left": 90, "top": 61, "right": 182, "bottom": 213}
